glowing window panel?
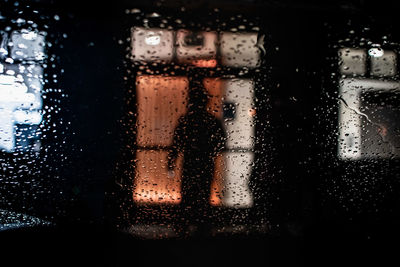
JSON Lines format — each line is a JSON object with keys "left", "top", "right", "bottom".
{"left": 134, "top": 76, "right": 227, "bottom": 205}
{"left": 223, "top": 79, "right": 255, "bottom": 150}
{"left": 368, "top": 47, "right": 384, "bottom": 58}
{"left": 370, "top": 50, "right": 397, "bottom": 77}
{"left": 135, "top": 75, "right": 188, "bottom": 147}
{"left": 134, "top": 76, "right": 188, "bottom": 204}
{"left": 0, "top": 68, "right": 43, "bottom": 152}
{"left": 222, "top": 152, "right": 254, "bottom": 208}
{"left": 338, "top": 48, "right": 367, "bottom": 76}
{"left": 10, "top": 30, "right": 46, "bottom": 62}
{"left": 134, "top": 76, "right": 255, "bottom": 207}
{"left": 204, "top": 78, "right": 255, "bottom": 208}
{"left": 220, "top": 32, "right": 261, "bottom": 68}
{"left": 338, "top": 78, "right": 400, "bottom": 160}
{"left": 134, "top": 150, "right": 183, "bottom": 204}
{"left": 176, "top": 30, "right": 217, "bottom": 65}
{"left": 131, "top": 27, "right": 174, "bottom": 63}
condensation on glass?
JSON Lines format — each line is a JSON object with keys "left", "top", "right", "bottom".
{"left": 338, "top": 47, "right": 400, "bottom": 160}
{"left": 131, "top": 26, "right": 262, "bottom": 208}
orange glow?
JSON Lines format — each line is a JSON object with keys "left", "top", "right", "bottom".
{"left": 133, "top": 150, "right": 183, "bottom": 204}
{"left": 210, "top": 154, "right": 225, "bottom": 206}
{"left": 134, "top": 75, "right": 226, "bottom": 206}
{"left": 203, "top": 77, "right": 224, "bottom": 119}
{"left": 192, "top": 59, "right": 217, "bottom": 68}
{"left": 136, "top": 75, "right": 188, "bottom": 147}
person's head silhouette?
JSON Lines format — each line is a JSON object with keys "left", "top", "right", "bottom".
{"left": 187, "top": 69, "right": 209, "bottom": 112}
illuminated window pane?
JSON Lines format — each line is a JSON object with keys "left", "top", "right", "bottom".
{"left": 10, "top": 30, "right": 46, "bottom": 62}
{"left": 370, "top": 50, "right": 397, "bottom": 77}
{"left": 135, "top": 75, "right": 188, "bottom": 147}
{"left": 176, "top": 30, "right": 217, "bottom": 65}
{"left": 0, "top": 64, "right": 43, "bottom": 152}
{"left": 338, "top": 48, "right": 367, "bottom": 76}
{"left": 131, "top": 27, "right": 174, "bottom": 63}
{"left": 222, "top": 152, "right": 254, "bottom": 208}
{"left": 338, "top": 78, "right": 400, "bottom": 159}
{"left": 134, "top": 76, "right": 255, "bottom": 207}
{"left": 220, "top": 32, "right": 261, "bottom": 68}
{"left": 360, "top": 90, "right": 400, "bottom": 158}
{"left": 134, "top": 149, "right": 183, "bottom": 204}
{"left": 134, "top": 76, "right": 187, "bottom": 204}
{"left": 204, "top": 78, "right": 255, "bottom": 207}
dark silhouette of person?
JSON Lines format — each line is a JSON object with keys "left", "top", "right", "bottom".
{"left": 168, "top": 73, "right": 226, "bottom": 237}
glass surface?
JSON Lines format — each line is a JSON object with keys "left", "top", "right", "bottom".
{"left": 0, "top": 1, "right": 400, "bottom": 266}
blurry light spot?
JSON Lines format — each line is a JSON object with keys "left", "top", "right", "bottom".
{"left": 145, "top": 33, "right": 161, "bottom": 46}
{"left": 192, "top": 59, "right": 217, "bottom": 68}
{"left": 21, "top": 31, "right": 38, "bottom": 41}
{"left": 148, "top": 12, "right": 161, "bottom": 18}
{"left": 368, "top": 47, "right": 384, "bottom": 58}
{"left": 248, "top": 108, "right": 256, "bottom": 117}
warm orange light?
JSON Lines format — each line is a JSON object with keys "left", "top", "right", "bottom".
{"left": 135, "top": 75, "right": 188, "bottom": 147}
{"left": 192, "top": 59, "right": 217, "bottom": 68}
{"left": 133, "top": 150, "right": 183, "bottom": 204}
{"left": 210, "top": 154, "right": 225, "bottom": 206}
{"left": 248, "top": 108, "right": 257, "bottom": 117}
{"left": 134, "top": 75, "right": 225, "bottom": 206}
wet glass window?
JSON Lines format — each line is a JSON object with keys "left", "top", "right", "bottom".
{"left": 1, "top": 1, "right": 400, "bottom": 266}
{"left": 338, "top": 48, "right": 400, "bottom": 159}
{"left": 0, "top": 2, "right": 68, "bottom": 234}
{"left": 120, "top": 9, "right": 265, "bottom": 239}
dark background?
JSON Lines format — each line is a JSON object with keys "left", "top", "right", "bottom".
{"left": 1, "top": 0, "right": 400, "bottom": 266}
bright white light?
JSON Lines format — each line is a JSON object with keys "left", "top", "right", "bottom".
{"left": 10, "top": 30, "right": 45, "bottom": 61}
{"left": 0, "top": 74, "right": 42, "bottom": 152}
{"left": 0, "top": 48, "right": 7, "bottom": 56}
{"left": 220, "top": 32, "right": 260, "bottom": 68}
{"left": 145, "top": 33, "right": 161, "bottom": 46}
{"left": 222, "top": 152, "right": 254, "bottom": 208}
{"left": 21, "top": 31, "right": 37, "bottom": 41}
{"left": 221, "top": 79, "right": 255, "bottom": 208}
{"left": 368, "top": 47, "right": 384, "bottom": 58}
{"left": 14, "top": 110, "right": 42, "bottom": 124}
